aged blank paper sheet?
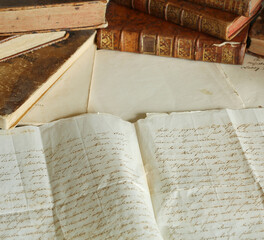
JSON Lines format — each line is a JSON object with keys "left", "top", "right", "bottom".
{"left": 0, "top": 114, "right": 161, "bottom": 239}
{"left": 88, "top": 50, "right": 243, "bottom": 122}
{"left": 20, "top": 50, "right": 264, "bottom": 127}
{"left": 89, "top": 51, "right": 264, "bottom": 122}
{"left": 136, "top": 108, "right": 264, "bottom": 239}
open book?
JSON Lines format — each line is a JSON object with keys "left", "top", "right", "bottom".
{"left": 1, "top": 108, "right": 264, "bottom": 239}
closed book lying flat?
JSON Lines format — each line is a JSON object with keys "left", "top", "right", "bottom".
{"left": 113, "top": 0, "right": 261, "bottom": 40}
{"left": 20, "top": 33, "right": 97, "bottom": 126}
{"left": 0, "top": 0, "right": 108, "bottom": 35}
{"left": 97, "top": 3, "right": 248, "bottom": 64}
{"left": 0, "top": 30, "right": 96, "bottom": 129}
{"left": 184, "top": 0, "right": 262, "bottom": 17}
{"left": 248, "top": 10, "right": 264, "bottom": 57}
{"left": 0, "top": 31, "right": 69, "bottom": 62}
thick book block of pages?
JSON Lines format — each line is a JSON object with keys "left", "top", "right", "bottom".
{"left": 88, "top": 50, "right": 264, "bottom": 122}
{"left": 98, "top": 3, "right": 248, "bottom": 64}
{"left": 184, "top": 0, "right": 262, "bottom": 16}
{"left": 112, "top": 0, "right": 262, "bottom": 40}
{"left": 0, "top": 108, "right": 264, "bottom": 239}
{"left": 20, "top": 34, "right": 96, "bottom": 126}
{"left": 0, "top": 30, "right": 96, "bottom": 130}
{"left": 0, "top": 31, "right": 69, "bottom": 62}
{"left": 0, "top": 0, "right": 108, "bottom": 35}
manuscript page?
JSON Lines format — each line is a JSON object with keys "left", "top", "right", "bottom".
{"left": 0, "top": 114, "right": 162, "bottom": 239}
{"left": 219, "top": 54, "right": 264, "bottom": 108}
{"left": 136, "top": 108, "right": 264, "bottom": 239}
{"left": 0, "top": 127, "right": 57, "bottom": 239}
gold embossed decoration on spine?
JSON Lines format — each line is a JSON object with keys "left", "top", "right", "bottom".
{"left": 201, "top": 18, "right": 226, "bottom": 40}
{"left": 158, "top": 37, "right": 173, "bottom": 56}
{"left": 202, "top": 44, "right": 217, "bottom": 62}
{"left": 100, "top": 31, "right": 115, "bottom": 50}
{"left": 177, "top": 38, "right": 193, "bottom": 59}
{"left": 181, "top": 10, "right": 200, "bottom": 30}
{"left": 165, "top": 4, "right": 182, "bottom": 24}
{"left": 221, "top": 46, "right": 235, "bottom": 64}
{"left": 149, "top": 0, "right": 165, "bottom": 18}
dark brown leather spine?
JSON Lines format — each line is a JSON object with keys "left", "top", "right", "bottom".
{"left": 183, "top": 0, "right": 251, "bottom": 16}
{"left": 113, "top": 0, "right": 255, "bottom": 40}
{"left": 97, "top": 3, "right": 248, "bottom": 64}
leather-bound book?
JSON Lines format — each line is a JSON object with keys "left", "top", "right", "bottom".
{"left": 113, "top": 0, "right": 261, "bottom": 40}
{"left": 183, "top": 0, "right": 262, "bottom": 17}
{"left": 0, "top": 0, "right": 108, "bottom": 35}
{"left": 0, "top": 30, "right": 95, "bottom": 129}
{"left": 97, "top": 3, "right": 248, "bottom": 64}
{"left": 248, "top": 10, "right": 264, "bottom": 57}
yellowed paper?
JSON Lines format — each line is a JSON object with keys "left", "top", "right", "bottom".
{"left": 88, "top": 50, "right": 243, "bottom": 122}
{"left": 219, "top": 54, "right": 264, "bottom": 108}
{"left": 0, "top": 114, "right": 162, "bottom": 239}
{"left": 0, "top": 127, "right": 56, "bottom": 239}
{"left": 20, "top": 32, "right": 96, "bottom": 125}
{"left": 136, "top": 108, "right": 264, "bottom": 239}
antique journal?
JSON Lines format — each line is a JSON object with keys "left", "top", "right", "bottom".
{"left": 1, "top": 108, "right": 264, "bottom": 239}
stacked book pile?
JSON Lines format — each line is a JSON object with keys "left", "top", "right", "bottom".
{"left": 0, "top": 0, "right": 263, "bottom": 129}
{"left": 0, "top": 0, "right": 264, "bottom": 239}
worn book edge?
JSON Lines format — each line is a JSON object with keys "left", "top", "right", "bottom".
{"left": 0, "top": 31, "right": 97, "bottom": 130}
{"left": 0, "top": 32, "right": 69, "bottom": 62}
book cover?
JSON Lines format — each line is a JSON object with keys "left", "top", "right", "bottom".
{"left": 0, "top": 30, "right": 96, "bottom": 130}
{"left": 113, "top": 0, "right": 261, "bottom": 40}
{"left": 0, "top": 0, "right": 108, "bottom": 35}
{"left": 97, "top": 3, "right": 248, "bottom": 64}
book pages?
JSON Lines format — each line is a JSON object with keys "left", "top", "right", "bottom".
{"left": 20, "top": 32, "right": 96, "bottom": 126}
{"left": 88, "top": 50, "right": 244, "bottom": 122}
{"left": 136, "top": 108, "right": 264, "bottom": 239}
{"left": 0, "top": 114, "right": 162, "bottom": 239}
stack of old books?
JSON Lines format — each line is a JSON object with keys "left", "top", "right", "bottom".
{"left": 0, "top": 0, "right": 262, "bottom": 129}
{"left": 98, "top": 0, "right": 262, "bottom": 63}
{"left": 1, "top": 0, "right": 264, "bottom": 240}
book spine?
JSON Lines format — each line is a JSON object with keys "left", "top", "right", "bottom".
{"left": 113, "top": 0, "right": 229, "bottom": 40}
{"left": 183, "top": 0, "right": 250, "bottom": 16}
{"left": 97, "top": 29, "right": 245, "bottom": 64}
